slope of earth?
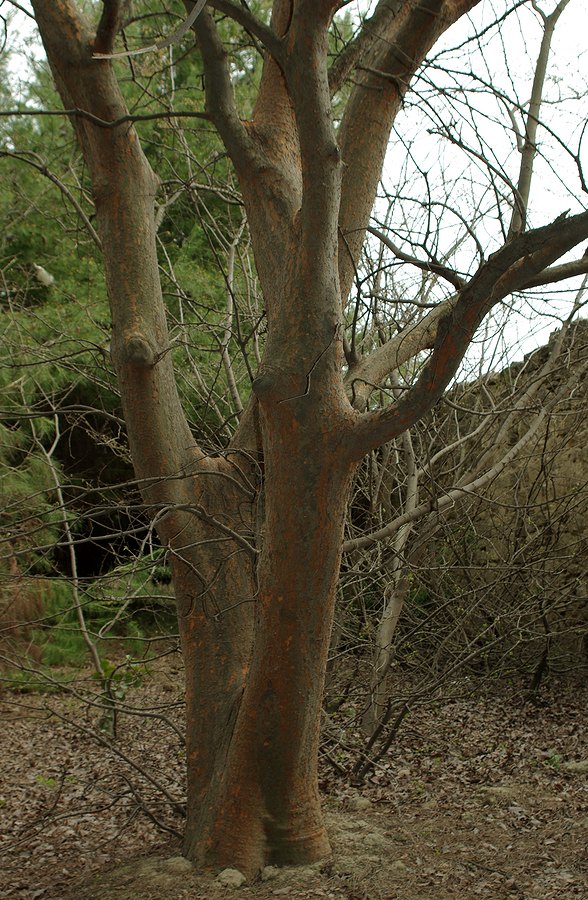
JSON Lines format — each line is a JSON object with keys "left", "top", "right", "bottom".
{"left": 1, "top": 656, "right": 587, "bottom": 900}
{"left": 405, "top": 319, "right": 588, "bottom": 676}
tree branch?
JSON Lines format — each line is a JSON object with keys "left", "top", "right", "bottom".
{"left": 31, "top": 0, "right": 199, "bottom": 514}
{"left": 94, "top": 0, "right": 129, "bottom": 55}
{"left": 209, "top": 0, "right": 282, "bottom": 55}
{"left": 190, "top": 8, "right": 257, "bottom": 175}
{"left": 345, "top": 209, "right": 588, "bottom": 459}
{"left": 343, "top": 349, "right": 588, "bottom": 553}
{"left": 367, "top": 225, "right": 465, "bottom": 291}
{"left": 0, "top": 107, "right": 210, "bottom": 127}
{"left": 337, "top": 0, "right": 482, "bottom": 304}
{"left": 0, "top": 150, "right": 101, "bottom": 250}
{"left": 328, "top": 0, "right": 404, "bottom": 97}
{"left": 345, "top": 294, "right": 459, "bottom": 411}
{"left": 346, "top": 244, "right": 588, "bottom": 413}
{"left": 522, "top": 255, "right": 588, "bottom": 288}
{"left": 343, "top": 393, "right": 553, "bottom": 553}
{"left": 94, "top": 0, "right": 207, "bottom": 59}
{"left": 507, "top": 0, "right": 572, "bottom": 237}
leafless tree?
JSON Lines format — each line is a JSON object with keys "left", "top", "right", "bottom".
{"left": 2, "top": 0, "right": 588, "bottom": 876}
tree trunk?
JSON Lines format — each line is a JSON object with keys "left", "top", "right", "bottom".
{"left": 364, "top": 578, "right": 409, "bottom": 734}
{"left": 182, "top": 373, "right": 356, "bottom": 874}
{"left": 168, "top": 455, "right": 257, "bottom": 856}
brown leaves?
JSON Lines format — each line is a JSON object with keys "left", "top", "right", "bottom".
{"left": 2, "top": 669, "right": 588, "bottom": 898}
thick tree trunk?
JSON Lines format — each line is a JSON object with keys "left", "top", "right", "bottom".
{"left": 167, "top": 455, "right": 257, "bottom": 853}
{"left": 182, "top": 381, "right": 356, "bottom": 874}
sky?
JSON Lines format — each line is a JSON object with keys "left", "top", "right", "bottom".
{"left": 375, "top": 0, "right": 588, "bottom": 368}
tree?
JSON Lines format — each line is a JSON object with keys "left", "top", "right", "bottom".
{"left": 9, "top": 0, "right": 588, "bottom": 877}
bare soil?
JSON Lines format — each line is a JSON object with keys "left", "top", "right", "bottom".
{"left": 1, "top": 657, "right": 587, "bottom": 899}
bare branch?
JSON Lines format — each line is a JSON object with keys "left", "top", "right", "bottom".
{"left": 94, "top": 0, "right": 129, "bottom": 56}
{"left": 209, "top": 0, "right": 282, "bottom": 55}
{"left": 191, "top": 9, "right": 255, "bottom": 174}
{"left": 346, "top": 209, "right": 588, "bottom": 458}
{"left": 367, "top": 225, "right": 465, "bottom": 291}
{"left": 328, "top": 0, "right": 404, "bottom": 97}
{"left": 342, "top": 361, "right": 586, "bottom": 553}
{"left": 345, "top": 295, "right": 459, "bottom": 411}
{"left": 347, "top": 241, "right": 588, "bottom": 413}
{"left": 93, "top": 0, "right": 207, "bottom": 59}
{"left": 337, "top": 0, "right": 482, "bottom": 304}
{"left": 507, "top": 0, "right": 572, "bottom": 237}
{"left": 522, "top": 255, "right": 588, "bottom": 288}
{"left": 0, "top": 107, "right": 209, "bottom": 128}
{"left": 0, "top": 150, "right": 101, "bottom": 249}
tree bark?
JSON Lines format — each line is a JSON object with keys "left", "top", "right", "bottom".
{"left": 183, "top": 419, "right": 356, "bottom": 871}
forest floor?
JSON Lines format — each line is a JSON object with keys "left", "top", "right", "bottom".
{"left": 1, "top": 653, "right": 587, "bottom": 900}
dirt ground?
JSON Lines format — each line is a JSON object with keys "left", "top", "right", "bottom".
{"left": 1, "top": 657, "right": 587, "bottom": 900}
